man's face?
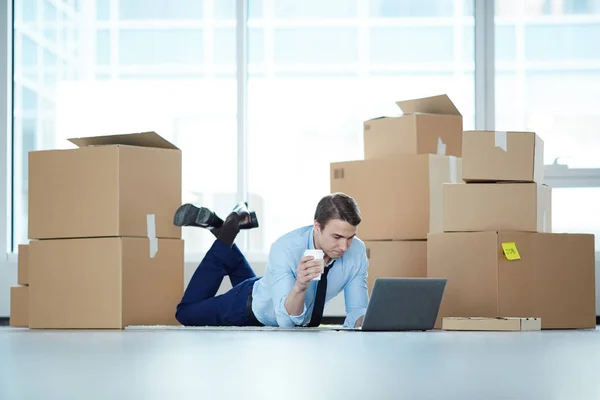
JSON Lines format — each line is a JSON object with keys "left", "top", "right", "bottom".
{"left": 315, "top": 219, "right": 358, "bottom": 259}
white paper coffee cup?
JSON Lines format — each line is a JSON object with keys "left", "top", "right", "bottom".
{"left": 304, "top": 249, "right": 325, "bottom": 281}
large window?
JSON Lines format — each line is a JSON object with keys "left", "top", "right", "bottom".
{"left": 247, "top": 0, "right": 475, "bottom": 252}
{"left": 9, "top": 0, "right": 600, "bottom": 257}
{"left": 11, "top": 0, "right": 476, "bottom": 255}
{"left": 495, "top": 0, "right": 600, "bottom": 247}
{"left": 13, "top": 0, "right": 238, "bottom": 254}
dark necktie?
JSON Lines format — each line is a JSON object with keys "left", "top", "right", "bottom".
{"left": 307, "top": 260, "right": 336, "bottom": 327}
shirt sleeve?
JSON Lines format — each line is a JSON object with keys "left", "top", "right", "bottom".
{"left": 343, "top": 249, "right": 369, "bottom": 328}
{"left": 267, "top": 242, "right": 307, "bottom": 328}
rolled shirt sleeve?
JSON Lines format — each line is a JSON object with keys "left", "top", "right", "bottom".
{"left": 267, "top": 243, "right": 307, "bottom": 328}
{"left": 343, "top": 249, "right": 369, "bottom": 328}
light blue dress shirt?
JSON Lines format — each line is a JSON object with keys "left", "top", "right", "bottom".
{"left": 251, "top": 225, "right": 369, "bottom": 328}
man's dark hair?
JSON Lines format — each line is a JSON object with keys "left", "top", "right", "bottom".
{"left": 314, "top": 192, "right": 361, "bottom": 227}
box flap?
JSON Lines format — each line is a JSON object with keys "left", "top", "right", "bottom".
{"left": 366, "top": 116, "right": 388, "bottom": 121}
{"left": 364, "top": 115, "right": 402, "bottom": 124}
{"left": 396, "top": 94, "right": 461, "bottom": 116}
{"left": 68, "top": 131, "right": 179, "bottom": 150}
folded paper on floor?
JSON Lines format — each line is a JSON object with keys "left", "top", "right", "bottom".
{"left": 442, "top": 317, "right": 542, "bottom": 331}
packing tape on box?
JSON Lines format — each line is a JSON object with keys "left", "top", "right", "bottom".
{"left": 495, "top": 131, "right": 508, "bottom": 152}
{"left": 147, "top": 214, "right": 158, "bottom": 258}
{"left": 436, "top": 137, "right": 447, "bottom": 156}
{"left": 449, "top": 156, "right": 458, "bottom": 183}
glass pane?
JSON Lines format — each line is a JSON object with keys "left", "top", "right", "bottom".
{"left": 96, "top": 30, "right": 110, "bottom": 65}
{"left": 526, "top": 24, "right": 600, "bottom": 61}
{"left": 215, "top": 0, "right": 262, "bottom": 20}
{"left": 552, "top": 187, "right": 600, "bottom": 250}
{"left": 20, "top": 35, "right": 38, "bottom": 82}
{"left": 371, "top": 0, "right": 454, "bottom": 17}
{"left": 21, "top": 87, "right": 37, "bottom": 112}
{"left": 274, "top": 28, "right": 358, "bottom": 64}
{"left": 43, "top": 0, "right": 58, "bottom": 43}
{"left": 497, "top": 0, "right": 600, "bottom": 16}
{"left": 275, "top": 0, "right": 357, "bottom": 18}
{"left": 119, "top": 0, "right": 204, "bottom": 20}
{"left": 96, "top": 0, "right": 110, "bottom": 21}
{"left": 20, "top": 0, "right": 36, "bottom": 22}
{"left": 371, "top": 27, "right": 454, "bottom": 63}
{"left": 214, "top": 28, "right": 264, "bottom": 65}
{"left": 495, "top": 0, "right": 600, "bottom": 168}
{"left": 13, "top": 0, "right": 236, "bottom": 254}
{"left": 248, "top": 1, "right": 475, "bottom": 252}
{"left": 42, "top": 49, "right": 58, "bottom": 90}
{"left": 119, "top": 29, "right": 204, "bottom": 65}
{"left": 495, "top": 25, "right": 516, "bottom": 62}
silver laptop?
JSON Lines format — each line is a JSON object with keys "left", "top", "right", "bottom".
{"left": 345, "top": 277, "right": 447, "bottom": 332}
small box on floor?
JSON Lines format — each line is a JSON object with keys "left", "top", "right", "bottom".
{"left": 28, "top": 131, "right": 182, "bottom": 240}
{"left": 427, "top": 231, "right": 596, "bottom": 329}
{"left": 29, "top": 237, "right": 184, "bottom": 329}
{"left": 331, "top": 155, "right": 461, "bottom": 240}
{"left": 462, "top": 130, "right": 544, "bottom": 183}
{"left": 364, "top": 94, "right": 463, "bottom": 158}
{"left": 443, "top": 183, "right": 551, "bottom": 233}
{"left": 10, "top": 286, "right": 29, "bottom": 327}
{"left": 364, "top": 240, "right": 427, "bottom": 294}
{"left": 442, "top": 317, "right": 541, "bottom": 331}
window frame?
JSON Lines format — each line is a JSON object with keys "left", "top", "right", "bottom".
{"left": 1, "top": 0, "right": 12, "bottom": 261}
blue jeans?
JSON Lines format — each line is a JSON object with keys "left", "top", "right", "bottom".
{"left": 175, "top": 240, "right": 263, "bottom": 326}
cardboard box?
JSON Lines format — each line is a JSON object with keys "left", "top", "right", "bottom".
{"left": 444, "top": 183, "right": 551, "bottom": 233}
{"left": 442, "top": 317, "right": 541, "bottom": 331}
{"left": 427, "top": 232, "right": 596, "bottom": 329}
{"left": 29, "top": 237, "right": 184, "bottom": 329}
{"left": 462, "top": 130, "right": 544, "bottom": 183}
{"left": 331, "top": 155, "right": 461, "bottom": 240}
{"left": 364, "top": 94, "right": 463, "bottom": 159}
{"left": 364, "top": 240, "right": 427, "bottom": 294}
{"left": 28, "top": 131, "right": 182, "bottom": 240}
{"left": 10, "top": 286, "right": 29, "bottom": 327}
{"left": 18, "top": 244, "right": 29, "bottom": 286}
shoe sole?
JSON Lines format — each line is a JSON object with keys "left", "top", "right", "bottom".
{"left": 173, "top": 204, "right": 214, "bottom": 227}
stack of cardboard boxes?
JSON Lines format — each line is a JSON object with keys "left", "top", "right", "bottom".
{"left": 9, "top": 245, "right": 29, "bottom": 327}
{"left": 429, "top": 130, "right": 596, "bottom": 329}
{"left": 330, "top": 94, "right": 463, "bottom": 293}
{"left": 21, "top": 131, "right": 185, "bottom": 329}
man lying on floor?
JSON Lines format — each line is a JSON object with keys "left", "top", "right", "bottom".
{"left": 173, "top": 193, "right": 368, "bottom": 329}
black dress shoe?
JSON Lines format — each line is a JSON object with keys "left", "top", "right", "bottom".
{"left": 173, "top": 204, "right": 224, "bottom": 229}
{"left": 232, "top": 201, "right": 259, "bottom": 230}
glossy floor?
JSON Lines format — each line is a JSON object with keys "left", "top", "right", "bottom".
{"left": 1, "top": 326, "right": 599, "bottom": 399}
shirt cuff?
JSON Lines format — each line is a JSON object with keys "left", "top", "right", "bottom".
{"left": 276, "top": 296, "right": 308, "bottom": 327}
{"left": 344, "top": 310, "right": 367, "bottom": 328}
{"left": 288, "top": 305, "right": 308, "bottom": 326}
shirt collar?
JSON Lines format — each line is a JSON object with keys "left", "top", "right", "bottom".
{"left": 307, "top": 225, "right": 337, "bottom": 267}
{"left": 307, "top": 226, "right": 316, "bottom": 250}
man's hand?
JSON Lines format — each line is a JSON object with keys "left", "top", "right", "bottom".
{"left": 294, "top": 255, "right": 322, "bottom": 292}
{"left": 354, "top": 316, "right": 365, "bottom": 328}
{"left": 284, "top": 256, "right": 321, "bottom": 317}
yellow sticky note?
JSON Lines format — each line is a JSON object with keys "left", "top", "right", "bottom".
{"left": 502, "top": 242, "right": 521, "bottom": 261}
